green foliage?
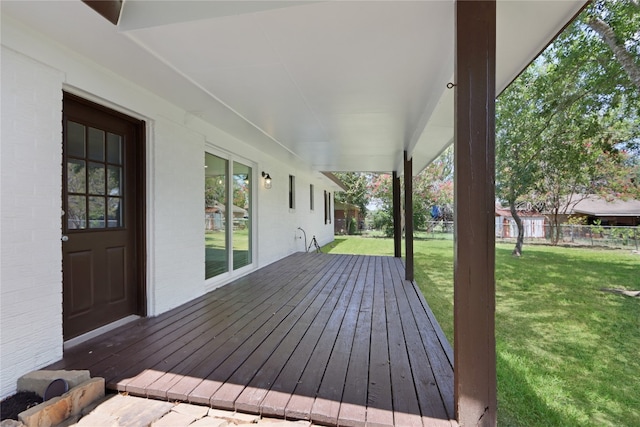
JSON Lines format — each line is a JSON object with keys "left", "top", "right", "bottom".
{"left": 496, "top": 1, "right": 640, "bottom": 247}
{"left": 369, "top": 208, "right": 394, "bottom": 237}
{"left": 368, "top": 147, "right": 454, "bottom": 234}
{"left": 566, "top": 215, "right": 588, "bottom": 226}
{"left": 334, "top": 172, "right": 370, "bottom": 214}
{"left": 346, "top": 217, "right": 357, "bottom": 235}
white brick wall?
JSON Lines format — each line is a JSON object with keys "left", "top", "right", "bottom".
{"left": 1, "top": 47, "right": 65, "bottom": 398}
{"left": 256, "top": 159, "right": 336, "bottom": 266}
{"left": 151, "top": 118, "right": 206, "bottom": 315}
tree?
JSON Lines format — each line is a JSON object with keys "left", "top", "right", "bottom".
{"left": 414, "top": 146, "right": 454, "bottom": 224}
{"left": 334, "top": 173, "right": 370, "bottom": 234}
{"left": 496, "top": 1, "right": 640, "bottom": 254}
{"left": 586, "top": 0, "right": 640, "bottom": 91}
{"left": 368, "top": 147, "right": 454, "bottom": 236}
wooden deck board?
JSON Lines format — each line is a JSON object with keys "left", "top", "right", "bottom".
{"left": 337, "top": 256, "right": 375, "bottom": 427}
{"left": 310, "top": 256, "right": 367, "bottom": 426}
{"left": 365, "top": 256, "right": 395, "bottom": 427}
{"left": 259, "top": 255, "right": 355, "bottom": 418}
{"left": 384, "top": 257, "right": 423, "bottom": 427}
{"left": 285, "top": 255, "right": 365, "bottom": 421}
{"left": 48, "top": 253, "right": 456, "bottom": 427}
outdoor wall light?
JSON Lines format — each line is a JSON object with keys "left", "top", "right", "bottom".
{"left": 262, "top": 171, "right": 272, "bottom": 189}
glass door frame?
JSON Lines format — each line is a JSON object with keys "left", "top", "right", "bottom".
{"left": 205, "top": 145, "right": 256, "bottom": 287}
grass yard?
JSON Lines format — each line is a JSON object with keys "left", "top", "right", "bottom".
{"left": 324, "top": 236, "right": 640, "bottom": 426}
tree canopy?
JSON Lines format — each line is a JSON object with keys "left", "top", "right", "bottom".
{"left": 496, "top": 0, "right": 640, "bottom": 254}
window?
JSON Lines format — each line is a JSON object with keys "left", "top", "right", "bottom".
{"left": 289, "top": 175, "right": 296, "bottom": 209}
{"left": 310, "top": 184, "right": 314, "bottom": 210}
{"left": 205, "top": 152, "right": 253, "bottom": 280}
{"left": 66, "top": 122, "right": 124, "bottom": 230}
{"left": 205, "top": 153, "right": 228, "bottom": 279}
{"left": 324, "top": 191, "right": 332, "bottom": 224}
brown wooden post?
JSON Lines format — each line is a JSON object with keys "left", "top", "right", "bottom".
{"left": 454, "top": 1, "right": 497, "bottom": 426}
{"left": 393, "top": 170, "right": 402, "bottom": 258}
{"left": 82, "top": 0, "right": 123, "bottom": 25}
{"left": 404, "top": 151, "right": 414, "bottom": 281}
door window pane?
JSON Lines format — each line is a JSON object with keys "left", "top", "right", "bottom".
{"left": 107, "top": 133, "right": 122, "bottom": 165}
{"left": 67, "top": 121, "right": 86, "bottom": 158}
{"left": 233, "top": 162, "right": 252, "bottom": 270}
{"left": 88, "top": 162, "right": 105, "bottom": 195}
{"left": 107, "top": 197, "right": 122, "bottom": 228}
{"left": 68, "top": 195, "right": 86, "bottom": 229}
{"left": 88, "top": 197, "right": 106, "bottom": 228}
{"left": 205, "top": 153, "right": 229, "bottom": 279}
{"left": 67, "top": 159, "right": 86, "bottom": 193}
{"left": 88, "top": 127, "right": 105, "bottom": 161}
{"left": 108, "top": 166, "right": 122, "bottom": 196}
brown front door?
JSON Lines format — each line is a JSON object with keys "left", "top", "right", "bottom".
{"left": 62, "top": 93, "right": 145, "bottom": 340}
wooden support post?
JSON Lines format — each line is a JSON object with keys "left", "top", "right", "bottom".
{"left": 454, "top": 1, "right": 497, "bottom": 426}
{"left": 393, "top": 171, "right": 402, "bottom": 258}
{"left": 404, "top": 152, "right": 414, "bottom": 281}
{"left": 82, "top": 0, "right": 123, "bottom": 25}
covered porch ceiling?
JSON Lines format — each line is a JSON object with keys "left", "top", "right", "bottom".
{"left": 2, "top": 0, "right": 586, "bottom": 174}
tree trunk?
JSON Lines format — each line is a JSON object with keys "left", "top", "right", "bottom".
{"left": 550, "top": 208, "right": 561, "bottom": 245}
{"left": 588, "top": 17, "right": 640, "bottom": 90}
{"left": 510, "top": 204, "right": 524, "bottom": 256}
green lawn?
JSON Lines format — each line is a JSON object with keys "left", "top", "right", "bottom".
{"left": 324, "top": 236, "right": 640, "bottom": 426}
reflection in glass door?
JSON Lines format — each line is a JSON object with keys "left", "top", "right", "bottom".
{"left": 232, "top": 162, "right": 252, "bottom": 270}
{"left": 205, "top": 154, "right": 253, "bottom": 279}
{"left": 205, "top": 153, "right": 228, "bottom": 279}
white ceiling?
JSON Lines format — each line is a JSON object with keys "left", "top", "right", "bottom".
{"left": 2, "top": 0, "right": 587, "bottom": 174}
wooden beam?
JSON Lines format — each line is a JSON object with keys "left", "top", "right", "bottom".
{"left": 393, "top": 171, "right": 402, "bottom": 258}
{"left": 82, "top": 0, "right": 123, "bottom": 25}
{"left": 454, "top": 1, "right": 497, "bottom": 426}
{"left": 403, "top": 152, "right": 414, "bottom": 281}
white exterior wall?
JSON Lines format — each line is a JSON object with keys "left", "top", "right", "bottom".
{"left": 1, "top": 18, "right": 336, "bottom": 398}
{"left": 256, "top": 158, "right": 335, "bottom": 265}
{"left": 495, "top": 216, "right": 546, "bottom": 238}
{"left": 1, "top": 47, "right": 65, "bottom": 398}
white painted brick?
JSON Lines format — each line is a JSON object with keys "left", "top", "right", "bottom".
{"left": 1, "top": 47, "right": 64, "bottom": 399}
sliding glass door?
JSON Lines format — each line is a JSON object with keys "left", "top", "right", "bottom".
{"left": 232, "top": 161, "right": 252, "bottom": 270}
{"left": 205, "top": 152, "right": 253, "bottom": 280}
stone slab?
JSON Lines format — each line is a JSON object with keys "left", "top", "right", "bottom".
{"left": 151, "top": 410, "right": 196, "bottom": 427}
{"left": 208, "top": 408, "right": 260, "bottom": 424}
{"left": 190, "top": 417, "right": 229, "bottom": 427}
{"left": 73, "top": 411, "right": 119, "bottom": 427}
{"left": 81, "top": 394, "right": 174, "bottom": 427}
{"left": 17, "top": 370, "right": 90, "bottom": 398}
{"left": 257, "top": 423, "right": 311, "bottom": 427}
{"left": 68, "top": 378, "right": 105, "bottom": 416}
{"left": 19, "top": 395, "right": 71, "bottom": 427}
{"left": 107, "top": 396, "right": 174, "bottom": 427}
{"left": 171, "top": 402, "right": 209, "bottom": 419}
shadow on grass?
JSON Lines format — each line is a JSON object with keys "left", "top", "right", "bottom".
{"left": 492, "top": 245, "right": 640, "bottom": 425}
{"left": 414, "top": 242, "right": 639, "bottom": 426}
{"left": 496, "top": 350, "right": 576, "bottom": 427}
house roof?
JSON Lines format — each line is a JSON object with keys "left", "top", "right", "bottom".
{"left": 2, "top": 0, "right": 586, "bottom": 175}
{"left": 572, "top": 195, "right": 640, "bottom": 217}
{"left": 335, "top": 201, "right": 361, "bottom": 213}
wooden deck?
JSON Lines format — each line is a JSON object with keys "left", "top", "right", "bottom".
{"left": 48, "top": 253, "right": 456, "bottom": 427}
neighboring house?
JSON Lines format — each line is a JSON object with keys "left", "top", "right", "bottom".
{"left": 334, "top": 201, "right": 364, "bottom": 234}
{"left": 1, "top": 1, "right": 587, "bottom": 425}
{"left": 495, "top": 207, "right": 546, "bottom": 239}
{"left": 569, "top": 195, "right": 640, "bottom": 226}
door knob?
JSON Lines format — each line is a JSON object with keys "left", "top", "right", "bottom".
{"left": 61, "top": 235, "right": 69, "bottom": 242}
